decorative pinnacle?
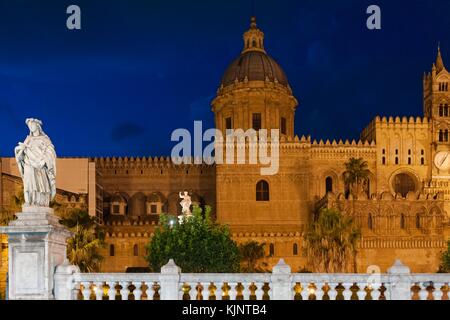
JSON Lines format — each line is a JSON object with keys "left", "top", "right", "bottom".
{"left": 250, "top": 16, "right": 257, "bottom": 29}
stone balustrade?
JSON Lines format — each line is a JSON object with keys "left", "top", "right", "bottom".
{"left": 54, "top": 259, "right": 449, "bottom": 301}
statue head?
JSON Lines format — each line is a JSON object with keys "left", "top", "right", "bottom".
{"left": 184, "top": 191, "right": 188, "bottom": 196}
{"left": 26, "top": 118, "right": 44, "bottom": 136}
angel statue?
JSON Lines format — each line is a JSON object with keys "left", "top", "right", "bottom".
{"left": 14, "top": 118, "right": 57, "bottom": 207}
{"left": 179, "top": 191, "right": 192, "bottom": 216}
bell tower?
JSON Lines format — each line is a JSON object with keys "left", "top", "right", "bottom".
{"left": 424, "top": 46, "right": 450, "bottom": 184}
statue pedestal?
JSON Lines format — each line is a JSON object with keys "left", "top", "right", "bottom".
{"left": 0, "top": 206, "right": 72, "bottom": 300}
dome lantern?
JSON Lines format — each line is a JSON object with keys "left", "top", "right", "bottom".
{"left": 242, "top": 17, "right": 266, "bottom": 54}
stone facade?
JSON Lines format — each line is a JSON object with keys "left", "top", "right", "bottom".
{"left": 1, "top": 18, "right": 450, "bottom": 279}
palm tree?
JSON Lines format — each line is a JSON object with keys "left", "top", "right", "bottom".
{"left": 343, "top": 157, "right": 371, "bottom": 198}
{"left": 304, "top": 208, "right": 361, "bottom": 273}
{"left": 238, "top": 241, "right": 266, "bottom": 272}
{"left": 0, "top": 190, "right": 24, "bottom": 226}
{"left": 59, "top": 209, "right": 105, "bottom": 272}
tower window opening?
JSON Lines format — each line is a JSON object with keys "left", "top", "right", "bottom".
{"left": 110, "top": 244, "right": 115, "bottom": 257}
{"left": 395, "top": 157, "right": 399, "bottom": 165}
{"left": 269, "top": 243, "right": 275, "bottom": 256}
{"left": 439, "top": 130, "right": 444, "bottom": 142}
{"left": 368, "top": 213, "right": 373, "bottom": 230}
{"left": 382, "top": 149, "right": 386, "bottom": 155}
{"left": 325, "top": 176, "right": 333, "bottom": 194}
{"left": 408, "top": 157, "right": 411, "bottom": 165}
{"left": 225, "top": 117, "right": 232, "bottom": 130}
{"left": 400, "top": 214, "right": 406, "bottom": 229}
{"left": 421, "top": 157, "right": 425, "bottom": 165}
{"left": 445, "top": 129, "right": 449, "bottom": 142}
{"left": 416, "top": 214, "right": 421, "bottom": 228}
{"left": 395, "top": 149, "right": 399, "bottom": 155}
{"left": 252, "top": 113, "right": 262, "bottom": 131}
{"left": 445, "top": 105, "right": 449, "bottom": 117}
{"left": 439, "top": 104, "right": 444, "bottom": 117}
{"left": 382, "top": 156, "right": 386, "bottom": 165}
{"left": 281, "top": 117, "right": 287, "bottom": 135}
{"left": 408, "top": 149, "right": 411, "bottom": 155}
{"left": 293, "top": 243, "right": 298, "bottom": 255}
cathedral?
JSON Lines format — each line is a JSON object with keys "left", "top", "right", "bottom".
{"left": 1, "top": 18, "right": 450, "bottom": 284}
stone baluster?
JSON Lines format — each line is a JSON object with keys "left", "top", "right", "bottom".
{"left": 108, "top": 282, "right": 117, "bottom": 300}
{"left": 178, "top": 284, "right": 185, "bottom": 300}
{"left": 133, "top": 282, "right": 142, "bottom": 300}
{"left": 73, "top": 283, "right": 81, "bottom": 300}
{"left": 356, "top": 283, "right": 367, "bottom": 300}
{"left": 326, "top": 283, "right": 337, "bottom": 300}
{"left": 228, "top": 282, "right": 237, "bottom": 300}
{"left": 370, "top": 284, "right": 381, "bottom": 300}
{"left": 81, "top": 282, "right": 91, "bottom": 300}
{"left": 95, "top": 282, "right": 104, "bottom": 300}
{"left": 148, "top": 282, "right": 157, "bottom": 300}
{"left": 189, "top": 283, "right": 198, "bottom": 300}
{"left": 433, "top": 283, "right": 443, "bottom": 301}
{"left": 418, "top": 284, "right": 429, "bottom": 300}
{"left": 255, "top": 283, "right": 264, "bottom": 300}
{"left": 241, "top": 282, "right": 251, "bottom": 300}
{"left": 215, "top": 282, "right": 223, "bottom": 300}
{"left": 342, "top": 283, "right": 353, "bottom": 300}
{"left": 300, "top": 283, "right": 310, "bottom": 300}
{"left": 202, "top": 282, "right": 210, "bottom": 300}
{"left": 315, "top": 283, "right": 324, "bottom": 300}
{"left": 120, "top": 281, "right": 131, "bottom": 300}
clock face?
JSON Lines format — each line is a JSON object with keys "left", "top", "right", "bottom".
{"left": 434, "top": 151, "right": 450, "bottom": 171}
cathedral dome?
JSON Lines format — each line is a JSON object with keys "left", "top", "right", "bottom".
{"left": 220, "top": 17, "right": 290, "bottom": 89}
{"left": 221, "top": 51, "right": 289, "bottom": 87}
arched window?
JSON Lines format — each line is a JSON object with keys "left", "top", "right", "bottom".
{"left": 256, "top": 180, "right": 270, "bottom": 201}
{"left": 421, "top": 157, "right": 425, "bottom": 165}
{"left": 110, "top": 244, "right": 115, "bottom": 257}
{"left": 293, "top": 243, "right": 298, "bottom": 256}
{"left": 395, "top": 157, "right": 399, "bottom": 165}
{"left": 400, "top": 214, "right": 406, "bottom": 229}
{"left": 269, "top": 243, "right": 275, "bottom": 256}
{"left": 439, "top": 104, "right": 444, "bottom": 117}
{"left": 133, "top": 244, "right": 139, "bottom": 256}
{"left": 368, "top": 213, "right": 373, "bottom": 230}
{"left": 393, "top": 173, "right": 416, "bottom": 197}
{"left": 382, "top": 156, "right": 386, "bottom": 165}
{"left": 325, "top": 177, "right": 333, "bottom": 194}
{"left": 445, "top": 130, "right": 449, "bottom": 142}
{"left": 439, "top": 130, "right": 444, "bottom": 142}
{"left": 416, "top": 214, "right": 421, "bottom": 228}
{"left": 445, "top": 105, "right": 449, "bottom": 117}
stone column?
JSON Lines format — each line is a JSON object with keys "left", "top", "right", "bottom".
{"left": 0, "top": 206, "right": 72, "bottom": 300}
{"left": 387, "top": 259, "right": 413, "bottom": 300}
{"left": 270, "top": 259, "right": 292, "bottom": 300}
{"left": 159, "top": 259, "right": 181, "bottom": 300}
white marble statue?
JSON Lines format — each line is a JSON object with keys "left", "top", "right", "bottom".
{"left": 14, "top": 118, "right": 57, "bottom": 207}
{"left": 179, "top": 191, "right": 192, "bottom": 216}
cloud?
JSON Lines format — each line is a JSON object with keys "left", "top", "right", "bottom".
{"left": 110, "top": 122, "right": 146, "bottom": 142}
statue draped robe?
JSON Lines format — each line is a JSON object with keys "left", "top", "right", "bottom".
{"left": 14, "top": 134, "right": 56, "bottom": 207}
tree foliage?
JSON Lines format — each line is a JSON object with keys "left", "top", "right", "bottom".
{"left": 304, "top": 208, "right": 361, "bottom": 273}
{"left": 438, "top": 240, "right": 450, "bottom": 273}
{"left": 238, "top": 241, "right": 267, "bottom": 272}
{"left": 146, "top": 205, "right": 240, "bottom": 273}
{"left": 343, "top": 157, "right": 371, "bottom": 197}
{"left": 59, "top": 209, "right": 105, "bottom": 272}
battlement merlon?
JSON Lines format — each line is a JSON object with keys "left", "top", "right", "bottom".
{"left": 360, "top": 116, "right": 430, "bottom": 143}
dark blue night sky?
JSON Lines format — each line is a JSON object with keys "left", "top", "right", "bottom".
{"left": 0, "top": 0, "right": 449, "bottom": 157}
